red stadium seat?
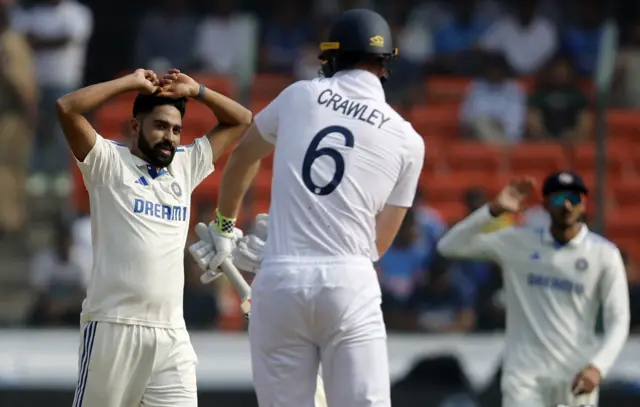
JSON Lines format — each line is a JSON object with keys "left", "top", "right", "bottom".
{"left": 443, "top": 141, "right": 503, "bottom": 174}
{"left": 506, "top": 142, "right": 568, "bottom": 175}
{"left": 251, "top": 74, "right": 294, "bottom": 102}
{"left": 569, "top": 142, "right": 631, "bottom": 179}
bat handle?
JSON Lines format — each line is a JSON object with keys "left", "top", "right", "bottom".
{"left": 221, "top": 258, "right": 252, "bottom": 318}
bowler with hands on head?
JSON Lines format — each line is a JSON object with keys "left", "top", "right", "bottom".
{"left": 437, "top": 172, "right": 630, "bottom": 407}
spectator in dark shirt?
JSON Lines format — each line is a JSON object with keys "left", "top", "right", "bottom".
{"left": 562, "top": 1, "right": 603, "bottom": 76}
{"left": 431, "top": 0, "right": 491, "bottom": 75}
{"left": 133, "top": 0, "right": 196, "bottom": 71}
{"left": 526, "top": 55, "right": 592, "bottom": 141}
{"left": 414, "top": 255, "right": 477, "bottom": 333}
{"left": 378, "top": 209, "right": 429, "bottom": 331}
{"left": 259, "top": 3, "right": 311, "bottom": 73}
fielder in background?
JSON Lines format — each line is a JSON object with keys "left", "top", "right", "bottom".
{"left": 437, "top": 172, "right": 630, "bottom": 407}
{"left": 192, "top": 8, "right": 425, "bottom": 407}
{"left": 56, "top": 68, "right": 252, "bottom": 407}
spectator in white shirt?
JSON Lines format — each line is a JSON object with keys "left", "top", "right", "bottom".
{"left": 460, "top": 53, "right": 526, "bottom": 145}
{"left": 12, "top": 0, "right": 92, "bottom": 197}
{"left": 479, "top": 0, "right": 557, "bottom": 75}
{"left": 193, "top": 0, "right": 257, "bottom": 81}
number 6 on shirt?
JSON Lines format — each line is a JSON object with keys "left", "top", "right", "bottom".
{"left": 302, "top": 125, "right": 354, "bottom": 196}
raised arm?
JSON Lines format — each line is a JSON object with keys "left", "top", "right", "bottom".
{"left": 56, "top": 69, "right": 160, "bottom": 161}
{"left": 157, "top": 69, "right": 253, "bottom": 164}
{"left": 437, "top": 177, "right": 536, "bottom": 261}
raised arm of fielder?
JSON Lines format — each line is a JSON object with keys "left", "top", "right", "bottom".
{"left": 437, "top": 177, "right": 537, "bottom": 261}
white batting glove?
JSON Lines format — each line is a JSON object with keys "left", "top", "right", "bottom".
{"left": 233, "top": 213, "right": 268, "bottom": 274}
{"left": 206, "top": 212, "right": 238, "bottom": 271}
{"left": 188, "top": 222, "right": 243, "bottom": 284}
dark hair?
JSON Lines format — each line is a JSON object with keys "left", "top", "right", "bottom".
{"left": 132, "top": 94, "right": 187, "bottom": 118}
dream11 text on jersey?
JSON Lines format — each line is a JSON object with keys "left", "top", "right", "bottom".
{"left": 317, "top": 89, "right": 390, "bottom": 129}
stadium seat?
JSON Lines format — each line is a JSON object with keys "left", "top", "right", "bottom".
{"left": 430, "top": 201, "right": 467, "bottom": 225}
{"left": 409, "top": 105, "right": 461, "bottom": 138}
{"left": 607, "top": 109, "right": 640, "bottom": 146}
{"left": 425, "top": 77, "right": 471, "bottom": 102}
{"left": 443, "top": 141, "right": 503, "bottom": 173}
{"left": 422, "top": 140, "right": 446, "bottom": 175}
{"left": 612, "top": 179, "right": 640, "bottom": 207}
{"left": 605, "top": 208, "right": 640, "bottom": 240}
{"left": 251, "top": 73, "right": 294, "bottom": 102}
{"left": 569, "top": 142, "right": 630, "bottom": 179}
{"left": 250, "top": 99, "right": 270, "bottom": 115}
{"left": 421, "top": 172, "right": 510, "bottom": 205}
{"left": 190, "top": 74, "right": 236, "bottom": 98}
{"left": 506, "top": 142, "right": 567, "bottom": 175}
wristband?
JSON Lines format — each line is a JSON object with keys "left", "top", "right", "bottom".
{"left": 214, "top": 209, "right": 236, "bottom": 235}
{"left": 196, "top": 83, "right": 205, "bottom": 100}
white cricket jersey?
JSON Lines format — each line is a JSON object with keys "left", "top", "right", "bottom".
{"left": 437, "top": 205, "right": 630, "bottom": 380}
{"left": 76, "top": 134, "right": 214, "bottom": 328}
{"left": 253, "top": 70, "right": 425, "bottom": 261}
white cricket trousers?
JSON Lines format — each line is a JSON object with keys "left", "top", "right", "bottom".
{"left": 248, "top": 257, "right": 391, "bottom": 407}
{"left": 71, "top": 321, "right": 198, "bottom": 407}
{"left": 502, "top": 375, "right": 599, "bottom": 407}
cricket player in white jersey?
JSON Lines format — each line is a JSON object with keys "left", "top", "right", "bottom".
{"left": 189, "top": 9, "right": 424, "bottom": 407}
{"left": 437, "top": 172, "right": 630, "bottom": 407}
{"left": 55, "top": 68, "right": 252, "bottom": 407}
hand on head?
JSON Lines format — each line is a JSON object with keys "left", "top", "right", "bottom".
{"left": 130, "top": 68, "right": 199, "bottom": 98}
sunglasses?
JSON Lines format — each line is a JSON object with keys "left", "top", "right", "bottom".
{"left": 548, "top": 191, "right": 583, "bottom": 207}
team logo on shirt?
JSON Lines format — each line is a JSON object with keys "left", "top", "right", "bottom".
{"left": 575, "top": 258, "right": 589, "bottom": 271}
{"left": 171, "top": 181, "right": 182, "bottom": 197}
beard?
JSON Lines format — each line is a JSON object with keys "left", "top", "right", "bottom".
{"left": 137, "top": 130, "right": 176, "bottom": 168}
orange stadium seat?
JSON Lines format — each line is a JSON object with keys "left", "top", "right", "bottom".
{"left": 431, "top": 201, "right": 467, "bottom": 224}
{"left": 409, "top": 104, "right": 461, "bottom": 138}
{"left": 607, "top": 109, "right": 640, "bottom": 145}
{"left": 506, "top": 142, "right": 567, "bottom": 178}
{"left": 251, "top": 73, "right": 295, "bottom": 102}
{"left": 421, "top": 172, "right": 510, "bottom": 204}
{"left": 605, "top": 208, "right": 640, "bottom": 239}
{"left": 612, "top": 179, "right": 640, "bottom": 207}
{"left": 190, "top": 74, "right": 236, "bottom": 97}
{"left": 569, "top": 142, "right": 631, "bottom": 179}
{"left": 425, "top": 77, "right": 471, "bottom": 101}
{"left": 443, "top": 141, "right": 503, "bottom": 174}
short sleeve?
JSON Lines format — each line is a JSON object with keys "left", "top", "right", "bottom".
{"left": 254, "top": 80, "right": 311, "bottom": 144}
{"left": 76, "top": 133, "right": 120, "bottom": 186}
{"left": 386, "top": 132, "right": 425, "bottom": 207}
{"left": 182, "top": 136, "right": 215, "bottom": 190}
{"left": 254, "top": 93, "right": 283, "bottom": 144}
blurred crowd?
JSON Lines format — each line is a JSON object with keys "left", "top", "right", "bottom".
{"left": 1, "top": 0, "right": 640, "bottom": 330}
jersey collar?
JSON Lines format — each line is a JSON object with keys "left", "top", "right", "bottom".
{"left": 541, "top": 224, "right": 589, "bottom": 248}
{"left": 333, "top": 70, "right": 386, "bottom": 101}
{"left": 130, "top": 153, "right": 170, "bottom": 179}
